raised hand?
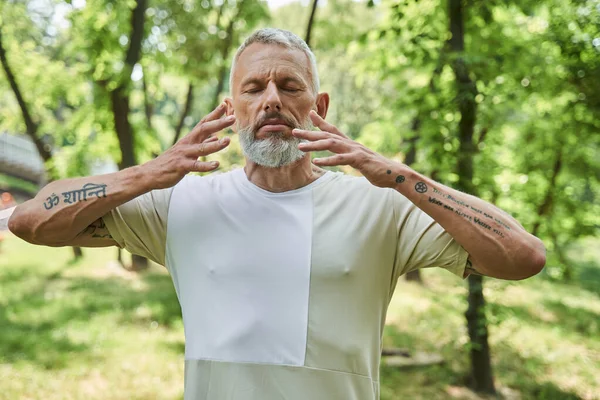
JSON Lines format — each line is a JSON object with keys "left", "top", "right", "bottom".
{"left": 293, "top": 111, "right": 396, "bottom": 188}
{"left": 143, "top": 103, "right": 236, "bottom": 189}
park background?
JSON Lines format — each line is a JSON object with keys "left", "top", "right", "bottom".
{"left": 0, "top": 0, "right": 599, "bottom": 399}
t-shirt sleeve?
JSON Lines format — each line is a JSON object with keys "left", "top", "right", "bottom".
{"left": 391, "top": 190, "right": 469, "bottom": 280}
{"left": 101, "top": 187, "right": 174, "bottom": 267}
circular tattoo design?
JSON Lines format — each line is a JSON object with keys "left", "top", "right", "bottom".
{"left": 386, "top": 170, "right": 392, "bottom": 175}
{"left": 395, "top": 175, "right": 405, "bottom": 184}
{"left": 415, "top": 182, "right": 428, "bottom": 193}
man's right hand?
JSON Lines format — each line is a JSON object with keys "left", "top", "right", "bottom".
{"left": 143, "top": 102, "right": 236, "bottom": 190}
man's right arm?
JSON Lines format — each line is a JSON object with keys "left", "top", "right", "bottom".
{"left": 8, "top": 166, "right": 153, "bottom": 247}
{"left": 7, "top": 103, "right": 235, "bottom": 247}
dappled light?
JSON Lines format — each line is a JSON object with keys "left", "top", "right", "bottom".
{"left": 0, "top": 0, "right": 598, "bottom": 399}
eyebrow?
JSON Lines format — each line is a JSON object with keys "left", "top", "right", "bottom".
{"left": 240, "top": 76, "right": 306, "bottom": 88}
{"left": 280, "top": 76, "right": 305, "bottom": 87}
{"left": 240, "top": 78, "right": 264, "bottom": 89}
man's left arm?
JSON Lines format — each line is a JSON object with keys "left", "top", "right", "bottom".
{"left": 294, "top": 111, "right": 546, "bottom": 281}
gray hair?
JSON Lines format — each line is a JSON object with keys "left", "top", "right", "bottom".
{"left": 229, "top": 28, "right": 320, "bottom": 95}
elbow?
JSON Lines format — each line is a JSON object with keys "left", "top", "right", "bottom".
{"left": 7, "top": 212, "right": 33, "bottom": 243}
{"left": 7, "top": 207, "right": 47, "bottom": 246}
{"left": 515, "top": 237, "right": 546, "bottom": 280}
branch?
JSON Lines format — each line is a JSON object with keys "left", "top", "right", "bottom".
{"left": 532, "top": 150, "right": 563, "bottom": 236}
{"left": 142, "top": 71, "right": 154, "bottom": 130}
{"left": 172, "top": 83, "right": 194, "bottom": 146}
{"left": 305, "top": 0, "right": 319, "bottom": 47}
{"left": 211, "top": 0, "right": 247, "bottom": 109}
{"left": 0, "top": 27, "right": 53, "bottom": 162}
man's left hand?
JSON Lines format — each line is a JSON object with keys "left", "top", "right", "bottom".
{"left": 293, "top": 111, "right": 397, "bottom": 189}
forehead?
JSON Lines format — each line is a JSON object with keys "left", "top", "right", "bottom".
{"left": 233, "top": 43, "right": 312, "bottom": 87}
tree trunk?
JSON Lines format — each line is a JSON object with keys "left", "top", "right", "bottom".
{"left": 72, "top": 246, "right": 83, "bottom": 260}
{"left": 305, "top": 0, "right": 319, "bottom": 47}
{"left": 108, "top": 0, "right": 149, "bottom": 271}
{"left": 448, "top": 0, "right": 495, "bottom": 393}
{"left": 110, "top": 87, "right": 137, "bottom": 170}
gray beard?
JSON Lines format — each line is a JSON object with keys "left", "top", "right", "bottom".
{"left": 238, "top": 118, "right": 313, "bottom": 168}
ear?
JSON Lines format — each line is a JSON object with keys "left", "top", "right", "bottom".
{"left": 223, "top": 97, "right": 237, "bottom": 133}
{"left": 315, "top": 92, "right": 330, "bottom": 120}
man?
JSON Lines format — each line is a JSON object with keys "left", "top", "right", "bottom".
{"left": 7, "top": 28, "right": 545, "bottom": 400}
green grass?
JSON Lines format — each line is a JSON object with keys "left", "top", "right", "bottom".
{"left": 0, "top": 234, "right": 598, "bottom": 400}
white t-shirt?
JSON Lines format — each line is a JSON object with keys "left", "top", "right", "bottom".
{"left": 103, "top": 168, "right": 468, "bottom": 400}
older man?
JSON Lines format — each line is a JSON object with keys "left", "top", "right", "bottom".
{"left": 8, "top": 28, "right": 545, "bottom": 400}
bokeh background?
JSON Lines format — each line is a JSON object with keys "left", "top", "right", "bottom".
{"left": 0, "top": 0, "right": 599, "bottom": 399}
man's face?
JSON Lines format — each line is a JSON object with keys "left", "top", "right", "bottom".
{"left": 227, "top": 43, "right": 327, "bottom": 167}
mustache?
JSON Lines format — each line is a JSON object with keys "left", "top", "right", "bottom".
{"left": 253, "top": 112, "right": 299, "bottom": 131}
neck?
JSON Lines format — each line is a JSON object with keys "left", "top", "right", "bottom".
{"left": 243, "top": 155, "right": 325, "bottom": 193}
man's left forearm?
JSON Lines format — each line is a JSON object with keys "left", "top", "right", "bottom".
{"left": 386, "top": 162, "right": 546, "bottom": 280}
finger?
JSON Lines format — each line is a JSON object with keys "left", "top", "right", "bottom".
{"left": 200, "top": 102, "right": 228, "bottom": 124}
{"left": 309, "top": 110, "right": 347, "bottom": 137}
{"left": 192, "top": 115, "right": 236, "bottom": 141}
{"left": 188, "top": 137, "right": 231, "bottom": 157}
{"left": 203, "top": 136, "right": 220, "bottom": 143}
{"left": 312, "top": 154, "right": 353, "bottom": 166}
{"left": 298, "top": 138, "right": 348, "bottom": 153}
{"left": 292, "top": 129, "right": 330, "bottom": 141}
{"left": 190, "top": 160, "right": 220, "bottom": 173}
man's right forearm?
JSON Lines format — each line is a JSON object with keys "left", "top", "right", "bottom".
{"left": 8, "top": 165, "right": 153, "bottom": 245}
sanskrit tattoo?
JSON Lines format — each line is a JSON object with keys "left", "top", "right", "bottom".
{"left": 43, "top": 183, "right": 108, "bottom": 211}
{"left": 43, "top": 193, "right": 60, "bottom": 210}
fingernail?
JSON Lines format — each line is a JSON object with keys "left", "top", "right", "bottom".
{"left": 220, "top": 137, "right": 229, "bottom": 144}
{"left": 226, "top": 115, "right": 235, "bottom": 121}
{"left": 211, "top": 161, "right": 219, "bottom": 167}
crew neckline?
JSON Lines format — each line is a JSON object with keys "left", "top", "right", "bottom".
{"left": 233, "top": 168, "right": 334, "bottom": 197}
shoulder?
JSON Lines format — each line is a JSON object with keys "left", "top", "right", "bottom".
{"left": 317, "top": 171, "right": 399, "bottom": 206}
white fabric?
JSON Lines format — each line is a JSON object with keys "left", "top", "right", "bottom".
{"left": 166, "top": 169, "right": 325, "bottom": 365}
{"left": 0, "top": 206, "right": 16, "bottom": 232}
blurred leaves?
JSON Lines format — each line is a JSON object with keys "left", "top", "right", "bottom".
{"left": 0, "top": 0, "right": 598, "bottom": 271}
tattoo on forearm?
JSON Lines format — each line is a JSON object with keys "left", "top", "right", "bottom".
{"left": 80, "top": 218, "right": 113, "bottom": 240}
{"left": 387, "top": 169, "right": 405, "bottom": 184}
{"left": 43, "top": 193, "right": 60, "bottom": 209}
{"left": 43, "top": 183, "right": 108, "bottom": 210}
{"left": 415, "top": 182, "right": 428, "bottom": 193}
{"left": 427, "top": 195, "right": 506, "bottom": 238}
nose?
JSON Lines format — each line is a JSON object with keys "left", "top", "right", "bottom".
{"left": 263, "top": 81, "right": 281, "bottom": 112}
